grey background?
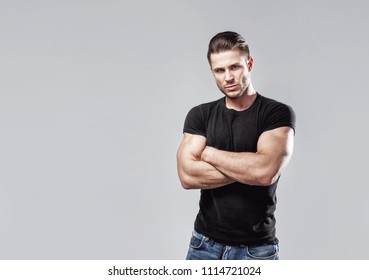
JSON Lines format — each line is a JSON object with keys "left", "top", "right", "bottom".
{"left": 1, "top": 0, "right": 368, "bottom": 259}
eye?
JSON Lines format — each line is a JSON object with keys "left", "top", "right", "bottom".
{"left": 214, "top": 68, "right": 225, "bottom": 73}
{"left": 229, "top": 64, "right": 241, "bottom": 70}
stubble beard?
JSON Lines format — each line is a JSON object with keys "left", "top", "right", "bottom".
{"left": 218, "top": 75, "right": 250, "bottom": 100}
{"left": 219, "top": 83, "right": 248, "bottom": 100}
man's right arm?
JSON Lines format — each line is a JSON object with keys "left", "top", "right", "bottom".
{"left": 176, "top": 133, "right": 235, "bottom": 190}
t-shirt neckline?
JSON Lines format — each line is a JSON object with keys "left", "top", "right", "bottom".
{"left": 221, "top": 93, "right": 261, "bottom": 114}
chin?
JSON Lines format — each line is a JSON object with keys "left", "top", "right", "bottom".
{"left": 225, "top": 91, "right": 243, "bottom": 99}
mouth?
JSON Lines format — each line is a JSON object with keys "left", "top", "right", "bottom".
{"left": 225, "top": 84, "right": 239, "bottom": 91}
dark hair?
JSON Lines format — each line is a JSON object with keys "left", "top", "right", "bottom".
{"left": 207, "top": 31, "right": 250, "bottom": 64}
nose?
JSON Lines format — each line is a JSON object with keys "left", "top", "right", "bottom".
{"left": 225, "top": 70, "right": 234, "bottom": 82}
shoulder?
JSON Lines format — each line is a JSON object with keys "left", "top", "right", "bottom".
{"left": 257, "top": 94, "right": 296, "bottom": 132}
{"left": 189, "top": 98, "right": 223, "bottom": 112}
{"left": 186, "top": 98, "right": 224, "bottom": 119}
{"left": 259, "top": 94, "right": 292, "bottom": 109}
{"left": 259, "top": 95, "right": 295, "bottom": 116}
{"left": 183, "top": 98, "right": 224, "bottom": 135}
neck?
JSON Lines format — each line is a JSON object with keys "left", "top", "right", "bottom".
{"left": 225, "top": 85, "right": 257, "bottom": 111}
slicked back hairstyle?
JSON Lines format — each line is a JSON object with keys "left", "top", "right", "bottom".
{"left": 207, "top": 31, "right": 250, "bottom": 65}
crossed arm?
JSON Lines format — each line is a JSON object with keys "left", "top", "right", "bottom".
{"left": 176, "top": 126, "right": 294, "bottom": 189}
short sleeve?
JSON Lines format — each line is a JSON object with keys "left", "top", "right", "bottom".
{"left": 262, "top": 102, "right": 296, "bottom": 134}
{"left": 183, "top": 105, "right": 206, "bottom": 136}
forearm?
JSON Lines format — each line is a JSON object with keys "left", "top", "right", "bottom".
{"left": 177, "top": 158, "right": 235, "bottom": 189}
{"left": 177, "top": 133, "right": 235, "bottom": 190}
{"left": 199, "top": 127, "right": 294, "bottom": 186}
{"left": 201, "top": 147, "right": 278, "bottom": 186}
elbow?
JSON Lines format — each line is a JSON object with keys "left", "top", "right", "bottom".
{"left": 256, "top": 175, "right": 279, "bottom": 187}
{"left": 254, "top": 170, "right": 280, "bottom": 187}
{"left": 181, "top": 183, "right": 194, "bottom": 190}
{"left": 180, "top": 179, "right": 192, "bottom": 190}
{"left": 178, "top": 174, "right": 196, "bottom": 190}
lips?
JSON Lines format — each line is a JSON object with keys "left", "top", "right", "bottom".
{"left": 225, "top": 84, "right": 238, "bottom": 91}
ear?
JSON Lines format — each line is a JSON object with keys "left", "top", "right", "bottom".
{"left": 247, "top": 57, "right": 254, "bottom": 72}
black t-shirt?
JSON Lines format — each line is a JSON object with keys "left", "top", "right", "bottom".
{"left": 183, "top": 94, "right": 295, "bottom": 245}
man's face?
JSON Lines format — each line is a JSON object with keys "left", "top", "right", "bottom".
{"left": 210, "top": 49, "right": 253, "bottom": 99}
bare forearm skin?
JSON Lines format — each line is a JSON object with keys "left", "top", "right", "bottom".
{"left": 200, "top": 127, "right": 294, "bottom": 187}
{"left": 177, "top": 159, "right": 235, "bottom": 189}
{"left": 176, "top": 133, "right": 235, "bottom": 190}
{"left": 201, "top": 147, "right": 275, "bottom": 186}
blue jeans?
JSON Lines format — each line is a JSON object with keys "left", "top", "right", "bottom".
{"left": 186, "top": 230, "right": 279, "bottom": 260}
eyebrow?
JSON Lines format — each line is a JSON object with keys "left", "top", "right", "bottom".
{"left": 213, "top": 62, "right": 242, "bottom": 71}
{"left": 229, "top": 62, "right": 242, "bottom": 67}
{"left": 213, "top": 66, "right": 224, "bottom": 71}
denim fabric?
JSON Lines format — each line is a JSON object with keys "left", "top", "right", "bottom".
{"left": 186, "top": 230, "right": 279, "bottom": 260}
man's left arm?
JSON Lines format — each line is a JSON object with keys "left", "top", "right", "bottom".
{"left": 201, "top": 126, "right": 294, "bottom": 186}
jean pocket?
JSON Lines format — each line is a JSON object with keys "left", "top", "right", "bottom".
{"left": 246, "top": 244, "right": 279, "bottom": 260}
{"left": 189, "top": 231, "right": 206, "bottom": 249}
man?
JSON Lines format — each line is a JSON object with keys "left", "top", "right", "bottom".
{"left": 176, "top": 31, "right": 295, "bottom": 260}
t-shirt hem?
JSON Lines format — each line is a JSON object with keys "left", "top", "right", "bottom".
{"left": 194, "top": 226, "right": 278, "bottom": 246}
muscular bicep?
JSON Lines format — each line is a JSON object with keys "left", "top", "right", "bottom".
{"left": 256, "top": 126, "right": 294, "bottom": 179}
{"left": 177, "top": 133, "right": 207, "bottom": 162}
{"left": 176, "top": 133, "right": 234, "bottom": 189}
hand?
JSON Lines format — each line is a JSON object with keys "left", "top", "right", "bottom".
{"left": 201, "top": 146, "right": 217, "bottom": 162}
